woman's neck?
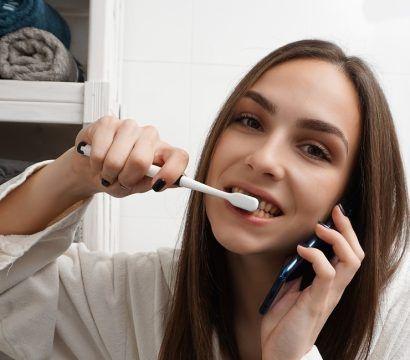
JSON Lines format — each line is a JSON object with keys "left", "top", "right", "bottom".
{"left": 226, "top": 250, "right": 285, "bottom": 327}
{"left": 235, "top": 318, "right": 262, "bottom": 360}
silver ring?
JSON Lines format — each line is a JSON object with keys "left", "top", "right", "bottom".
{"left": 119, "top": 182, "right": 131, "bottom": 191}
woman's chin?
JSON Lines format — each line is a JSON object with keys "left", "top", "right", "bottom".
{"left": 213, "top": 233, "right": 273, "bottom": 255}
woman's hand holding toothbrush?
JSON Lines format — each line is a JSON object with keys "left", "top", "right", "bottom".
{"left": 73, "top": 116, "right": 259, "bottom": 211}
{"left": 71, "top": 116, "right": 190, "bottom": 198}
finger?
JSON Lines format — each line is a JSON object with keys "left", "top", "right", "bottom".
{"left": 315, "top": 223, "right": 362, "bottom": 274}
{"left": 112, "top": 175, "right": 153, "bottom": 196}
{"left": 333, "top": 205, "right": 365, "bottom": 261}
{"left": 101, "top": 119, "right": 141, "bottom": 184}
{"left": 87, "top": 116, "right": 119, "bottom": 175}
{"left": 88, "top": 117, "right": 120, "bottom": 174}
{"left": 315, "top": 207, "right": 364, "bottom": 289}
{"left": 315, "top": 227, "right": 361, "bottom": 292}
{"left": 267, "top": 277, "right": 297, "bottom": 310}
{"left": 296, "top": 245, "right": 335, "bottom": 313}
{"left": 117, "top": 126, "right": 160, "bottom": 189}
{"left": 261, "top": 279, "right": 302, "bottom": 335}
{"left": 271, "top": 277, "right": 302, "bottom": 307}
{"left": 330, "top": 255, "right": 339, "bottom": 267}
{"left": 149, "top": 145, "right": 189, "bottom": 191}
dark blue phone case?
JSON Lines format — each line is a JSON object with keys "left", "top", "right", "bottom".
{"left": 259, "top": 204, "right": 351, "bottom": 315}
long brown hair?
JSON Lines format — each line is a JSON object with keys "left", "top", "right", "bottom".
{"left": 158, "top": 39, "right": 409, "bottom": 360}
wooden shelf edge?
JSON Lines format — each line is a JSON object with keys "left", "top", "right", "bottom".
{"left": 0, "top": 80, "right": 84, "bottom": 104}
{"left": 0, "top": 101, "right": 83, "bottom": 124}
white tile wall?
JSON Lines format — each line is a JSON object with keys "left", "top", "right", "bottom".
{"left": 118, "top": 0, "right": 410, "bottom": 253}
{"left": 123, "top": 0, "right": 192, "bottom": 63}
{"left": 191, "top": 0, "right": 312, "bottom": 66}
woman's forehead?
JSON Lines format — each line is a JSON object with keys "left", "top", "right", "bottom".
{"left": 251, "top": 59, "right": 359, "bottom": 115}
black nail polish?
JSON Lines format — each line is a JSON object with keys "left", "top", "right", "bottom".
{"left": 101, "top": 178, "right": 111, "bottom": 187}
{"left": 152, "top": 178, "right": 166, "bottom": 192}
{"left": 173, "top": 175, "right": 183, "bottom": 186}
{"left": 338, "top": 203, "right": 346, "bottom": 215}
{"left": 76, "top": 141, "right": 88, "bottom": 155}
{"left": 318, "top": 221, "right": 330, "bottom": 228}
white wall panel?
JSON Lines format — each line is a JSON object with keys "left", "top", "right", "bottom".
{"left": 123, "top": 0, "right": 192, "bottom": 63}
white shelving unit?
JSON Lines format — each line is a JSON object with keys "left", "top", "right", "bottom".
{"left": 0, "top": 80, "right": 84, "bottom": 124}
{"left": 0, "top": 0, "right": 124, "bottom": 254}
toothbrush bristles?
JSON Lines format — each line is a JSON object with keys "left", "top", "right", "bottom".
{"left": 229, "top": 192, "right": 259, "bottom": 212}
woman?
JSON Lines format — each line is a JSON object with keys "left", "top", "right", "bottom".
{"left": 0, "top": 40, "right": 408, "bottom": 360}
{"left": 158, "top": 40, "right": 408, "bottom": 359}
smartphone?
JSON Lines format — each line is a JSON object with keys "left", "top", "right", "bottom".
{"left": 258, "top": 201, "right": 352, "bottom": 315}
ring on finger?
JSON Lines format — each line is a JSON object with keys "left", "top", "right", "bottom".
{"left": 119, "top": 182, "right": 131, "bottom": 191}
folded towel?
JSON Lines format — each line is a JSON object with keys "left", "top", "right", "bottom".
{"left": 0, "top": 0, "right": 70, "bottom": 48}
{"left": 0, "top": 27, "right": 82, "bottom": 82}
{"left": 75, "top": 58, "right": 85, "bottom": 83}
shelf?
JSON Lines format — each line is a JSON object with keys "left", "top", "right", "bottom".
{"left": 0, "top": 80, "right": 84, "bottom": 124}
{"left": 48, "top": 0, "right": 90, "bottom": 14}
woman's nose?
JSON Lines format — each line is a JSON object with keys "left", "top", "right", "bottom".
{"left": 244, "top": 139, "right": 286, "bottom": 180}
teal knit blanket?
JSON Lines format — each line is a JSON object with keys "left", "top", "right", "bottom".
{"left": 0, "top": 0, "right": 70, "bottom": 48}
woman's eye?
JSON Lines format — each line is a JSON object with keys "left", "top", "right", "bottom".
{"left": 301, "top": 144, "right": 332, "bottom": 162}
{"left": 233, "top": 113, "right": 262, "bottom": 130}
{"left": 232, "top": 113, "right": 332, "bottom": 162}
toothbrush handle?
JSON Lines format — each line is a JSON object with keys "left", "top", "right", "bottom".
{"left": 76, "top": 142, "right": 234, "bottom": 204}
{"left": 147, "top": 164, "right": 227, "bottom": 198}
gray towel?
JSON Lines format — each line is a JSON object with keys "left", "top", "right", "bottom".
{"left": 0, "top": 27, "right": 80, "bottom": 82}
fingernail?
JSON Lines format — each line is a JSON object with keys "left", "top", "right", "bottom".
{"left": 101, "top": 178, "right": 111, "bottom": 187}
{"left": 152, "top": 178, "right": 166, "bottom": 192}
{"left": 76, "top": 141, "right": 88, "bottom": 155}
{"left": 338, "top": 203, "right": 346, "bottom": 215}
{"left": 318, "top": 221, "right": 330, "bottom": 228}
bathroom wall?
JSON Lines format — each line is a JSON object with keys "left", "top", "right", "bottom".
{"left": 118, "top": 0, "right": 410, "bottom": 253}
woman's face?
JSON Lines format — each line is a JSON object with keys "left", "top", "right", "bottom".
{"left": 205, "top": 58, "right": 361, "bottom": 257}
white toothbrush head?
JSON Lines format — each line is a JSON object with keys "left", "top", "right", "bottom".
{"left": 228, "top": 192, "right": 259, "bottom": 212}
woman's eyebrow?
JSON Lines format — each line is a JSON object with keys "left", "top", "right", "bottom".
{"left": 243, "top": 90, "right": 349, "bottom": 154}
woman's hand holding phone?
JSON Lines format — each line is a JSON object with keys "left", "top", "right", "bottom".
{"left": 70, "top": 116, "right": 190, "bottom": 198}
{"left": 260, "top": 204, "right": 365, "bottom": 360}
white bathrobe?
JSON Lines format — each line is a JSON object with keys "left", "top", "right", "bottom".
{"left": 0, "top": 161, "right": 408, "bottom": 359}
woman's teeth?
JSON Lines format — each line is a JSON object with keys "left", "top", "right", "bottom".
{"left": 230, "top": 186, "right": 282, "bottom": 218}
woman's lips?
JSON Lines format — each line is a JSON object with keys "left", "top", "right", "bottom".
{"left": 224, "top": 199, "right": 283, "bottom": 226}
